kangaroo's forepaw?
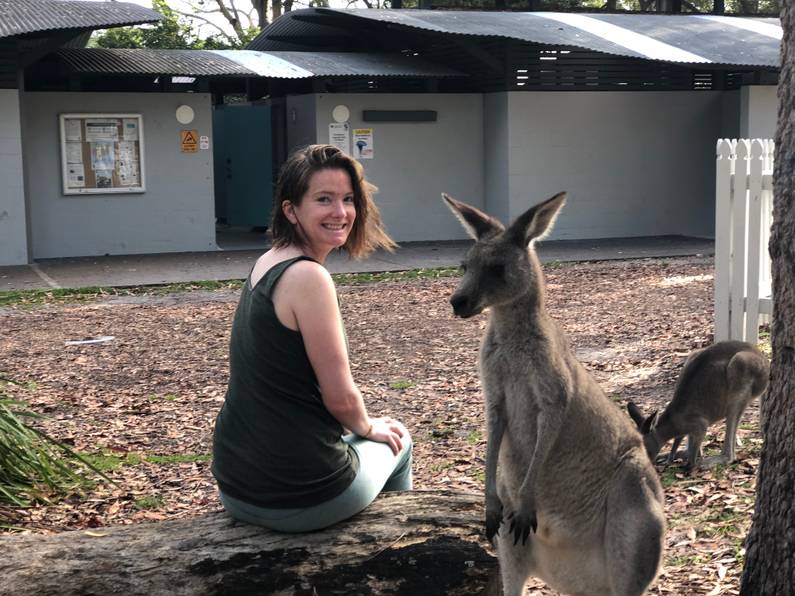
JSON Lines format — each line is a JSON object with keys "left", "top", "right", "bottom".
{"left": 506, "top": 509, "right": 537, "bottom": 546}
{"left": 485, "top": 503, "right": 503, "bottom": 542}
{"left": 666, "top": 450, "right": 687, "bottom": 464}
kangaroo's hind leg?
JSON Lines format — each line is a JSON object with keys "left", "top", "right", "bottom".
{"left": 722, "top": 402, "right": 744, "bottom": 463}
{"left": 685, "top": 427, "right": 707, "bottom": 471}
{"left": 705, "top": 394, "right": 751, "bottom": 467}
{"left": 605, "top": 459, "right": 665, "bottom": 596}
{"left": 494, "top": 531, "right": 536, "bottom": 596}
{"left": 713, "top": 350, "right": 767, "bottom": 465}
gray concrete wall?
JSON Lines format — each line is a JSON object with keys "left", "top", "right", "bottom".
{"left": 286, "top": 94, "right": 317, "bottom": 156}
{"left": 505, "top": 91, "right": 723, "bottom": 240}
{"left": 0, "top": 89, "right": 29, "bottom": 265}
{"left": 483, "top": 93, "right": 510, "bottom": 225}
{"left": 23, "top": 92, "right": 216, "bottom": 259}
{"left": 720, "top": 90, "right": 741, "bottom": 140}
{"left": 740, "top": 85, "right": 777, "bottom": 139}
{"left": 313, "top": 93, "right": 484, "bottom": 243}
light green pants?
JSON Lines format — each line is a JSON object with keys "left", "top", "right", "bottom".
{"left": 219, "top": 431, "right": 413, "bottom": 532}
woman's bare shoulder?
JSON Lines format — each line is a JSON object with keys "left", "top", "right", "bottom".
{"left": 279, "top": 258, "right": 334, "bottom": 293}
{"left": 250, "top": 249, "right": 328, "bottom": 288}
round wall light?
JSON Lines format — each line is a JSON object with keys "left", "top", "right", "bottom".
{"left": 176, "top": 105, "right": 195, "bottom": 125}
{"left": 332, "top": 104, "right": 350, "bottom": 124}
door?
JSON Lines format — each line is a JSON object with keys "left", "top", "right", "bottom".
{"left": 212, "top": 104, "right": 272, "bottom": 228}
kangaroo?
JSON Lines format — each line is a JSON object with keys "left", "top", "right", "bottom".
{"left": 443, "top": 192, "right": 665, "bottom": 596}
{"left": 627, "top": 340, "right": 769, "bottom": 471}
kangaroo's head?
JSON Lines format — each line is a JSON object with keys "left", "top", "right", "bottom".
{"left": 443, "top": 192, "right": 566, "bottom": 318}
{"left": 627, "top": 402, "right": 662, "bottom": 461}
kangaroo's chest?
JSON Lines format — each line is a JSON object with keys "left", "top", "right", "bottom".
{"left": 480, "top": 336, "right": 550, "bottom": 401}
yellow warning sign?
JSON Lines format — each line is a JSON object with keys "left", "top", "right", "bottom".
{"left": 181, "top": 129, "right": 198, "bottom": 153}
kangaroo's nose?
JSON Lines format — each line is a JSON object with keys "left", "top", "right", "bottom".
{"left": 450, "top": 294, "right": 469, "bottom": 317}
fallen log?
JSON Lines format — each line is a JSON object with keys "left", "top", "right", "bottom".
{"left": 0, "top": 490, "right": 497, "bottom": 595}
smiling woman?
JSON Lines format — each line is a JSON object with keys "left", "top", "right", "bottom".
{"left": 211, "top": 144, "right": 412, "bottom": 533}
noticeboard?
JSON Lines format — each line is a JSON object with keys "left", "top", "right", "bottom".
{"left": 59, "top": 113, "right": 146, "bottom": 195}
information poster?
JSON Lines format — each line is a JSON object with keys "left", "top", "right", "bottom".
{"left": 328, "top": 122, "right": 350, "bottom": 155}
{"left": 59, "top": 114, "right": 145, "bottom": 194}
{"left": 353, "top": 128, "right": 374, "bottom": 159}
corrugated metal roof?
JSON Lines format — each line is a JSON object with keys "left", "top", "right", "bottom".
{"left": 56, "top": 48, "right": 467, "bottom": 79}
{"left": 213, "top": 49, "right": 465, "bottom": 78}
{"left": 57, "top": 48, "right": 254, "bottom": 77}
{"left": 252, "top": 8, "right": 781, "bottom": 67}
{"left": 246, "top": 12, "right": 354, "bottom": 52}
{"left": 0, "top": 0, "right": 163, "bottom": 40}
{"left": 209, "top": 50, "right": 313, "bottom": 78}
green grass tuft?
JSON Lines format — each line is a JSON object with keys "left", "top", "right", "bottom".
{"left": 332, "top": 267, "right": 460, "bottom": 286}
{"left": 388, "top": 379, "right": 415, "bottom": 390}
{"left": 0, "top": 268, "right": 468, "bottom": 307}
{"left": 81, "top": 450, "right": 210, "bottom": 469}
{"left": 0, "top": 280, "right": 244, "bottom": 308}
{"left": 466, "top": 430, "right": 483, "bottom": 445}
{"left": 133, "top": 495, "right": 164, "bottom": 510}
{"left": 146, "top": 453, "right": 210, "bottom": 465}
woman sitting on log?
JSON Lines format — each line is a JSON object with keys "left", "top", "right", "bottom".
{"left": 212, "top": 144, "right": 412, "bottom": 532}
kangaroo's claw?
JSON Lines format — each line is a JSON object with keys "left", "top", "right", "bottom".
{"left": 485, "top": 505, "right": 503, "bottom": 542}
{"left": 509, "top": 510, "right": 537, "bottom": 545}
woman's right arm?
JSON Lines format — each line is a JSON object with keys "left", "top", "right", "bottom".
{"left": 273, "top": 261, "right": 406, "bottom": 454}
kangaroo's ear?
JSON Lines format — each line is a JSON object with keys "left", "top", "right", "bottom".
{"left": 641, "top": 411, "right": 659, "bottom": 435}
{"left": 627, "top": 402, "right": 645, "bottom": 429}
{"left": 442, "top": 193, "right": 504, "bottom": 240}
{"left": 507, "top": 192, "right": 566, "bottom": 247}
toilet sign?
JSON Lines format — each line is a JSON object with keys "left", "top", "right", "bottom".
{"left": 181, "top": 129, "right": 198, "bottom": 153}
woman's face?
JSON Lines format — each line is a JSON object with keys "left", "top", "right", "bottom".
{"left": 284, "top": 167, "right": 356, "bottom": 257}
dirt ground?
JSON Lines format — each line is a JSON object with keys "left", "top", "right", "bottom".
{"left": 0, "top": 256, "right": 758, "bottom": 595}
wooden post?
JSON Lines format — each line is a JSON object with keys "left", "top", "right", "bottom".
{"left": 745, "top": 139, "right": 765, "bottom": 343}
{"left": 714, "top": 139, "right": 735, "bottom": 342}
{"left": 731, "top": 140, "right": 751, "bottom": 341}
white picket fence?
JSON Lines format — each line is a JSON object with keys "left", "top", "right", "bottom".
{"left": 714, "top": 138, "right": 774, "bottom": 345}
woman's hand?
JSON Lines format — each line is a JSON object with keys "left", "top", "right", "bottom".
{"left": 365, "top": 416, "right": 408, "bottom": 455}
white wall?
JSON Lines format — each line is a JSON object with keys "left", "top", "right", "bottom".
{"left": 483, "top": 93, "right": 510, "bottom": 225}
{"left": 313, "top": 93, "right": 484, "bottom": 243}
{"left": 740, "top": 85, "right": 778, "bottom": 139}
{"left": 23, "top": 92, "right": 216, "bottom": 259}
{"left": 0, "top": 89, "right": 29, "bottom": 265}
{"left": 290, "top": 88, "right": 742, "bottom": 243}
{"left": 504, "top": 91, "right": 723, "bottom": 240}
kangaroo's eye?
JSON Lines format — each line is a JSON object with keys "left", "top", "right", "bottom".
{"left": 486, "top": 264, "right": 505, "bottom": 279}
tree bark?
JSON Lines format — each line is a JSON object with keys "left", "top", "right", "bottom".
{"left": 0, "top": 490, "right": 496, "bottom": 596}
{"left": 740, "top": 2, "right": 795, "bottom": 593}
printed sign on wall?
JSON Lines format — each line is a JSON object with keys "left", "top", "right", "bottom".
{"left": 329, "top": 122, "right": 351, "bottom": 155}
{"left": 181, "top": 130, "right": 199, "bottom": 153}
{"left": 353, "top": 128, "right": 374, "bottom": 160}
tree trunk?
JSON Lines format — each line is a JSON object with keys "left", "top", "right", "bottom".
{"left": 740, "top": 2, "right": 795, "bottom": 593}
{"left": 271, "top": 0, "right": 281, "bottom": 23}
{"left": 0, "top": 490, "right": 497, "bottom": 596}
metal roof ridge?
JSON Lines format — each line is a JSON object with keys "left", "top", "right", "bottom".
{"left": 209, "top": 49, "right": 315, "bottom": 78}
{"left": 537, "top": 12, "right": 712, "bottom": 63}
{"left": 693, "top": 14, "right": 782, "bottom": 39}
{"left": 301, "top": 8, "right": 780, "bottom": 67}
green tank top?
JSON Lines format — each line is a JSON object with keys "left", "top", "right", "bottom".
{"left": 212, "top": 256, "right": 359, "bottom": 508}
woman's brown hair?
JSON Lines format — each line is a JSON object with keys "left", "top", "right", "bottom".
{"left": 271, "top": 144, "right": 396, "bottom": 259}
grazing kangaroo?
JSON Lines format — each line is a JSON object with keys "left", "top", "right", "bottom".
{"left": 627, "top": 340, "right": 769, "bottom": 471}
{"left": 443, "top": 192, "right": 665, "bottom": 596}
